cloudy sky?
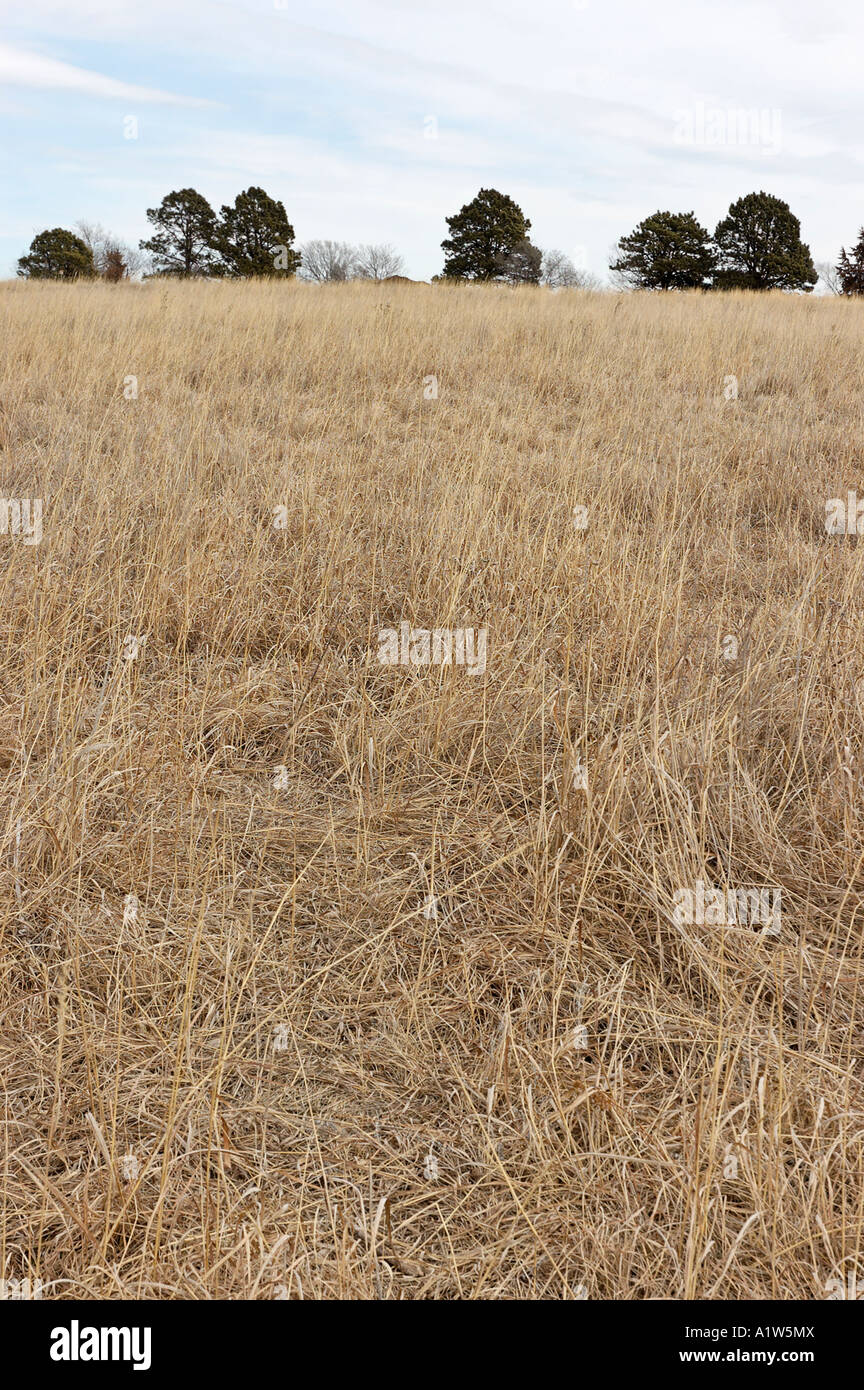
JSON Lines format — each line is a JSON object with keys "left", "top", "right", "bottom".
{"left": 1, "top": 0, "right": 861, "bottom": 280}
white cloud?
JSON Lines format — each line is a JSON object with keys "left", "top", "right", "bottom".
{"left": 0, "top": 43, "right": 215, "bottom": 105}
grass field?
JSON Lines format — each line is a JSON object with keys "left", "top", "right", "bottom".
{"left": 1, "top": 277, "right": 863, "bottom": 1300}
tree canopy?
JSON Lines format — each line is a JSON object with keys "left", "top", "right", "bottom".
{"left": 17, "top": 228, "right": 96, "bottom": 280}
{"left": 217, "top": 186, "right": 300, "bottom": 277}
{"left": 139, "top": 188, "right": 221, "bottom": 277}
{"left": 837, "top": 229, "right": 864, "bottom": 295}
{"left": 441, "top": 188, "right": 536, "bottom": 281}
{"left": 495, "top": 238, "right": 542, "bottom": 285}
{"left": 713, "top": 191, "right": 817, "bottom": 292}
{"left": 610, "top": 211, "right": 716, "bottom": 289}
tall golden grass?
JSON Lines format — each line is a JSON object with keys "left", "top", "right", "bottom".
{"left": 1, "top": 276, "right": 863, "bottom": 1299}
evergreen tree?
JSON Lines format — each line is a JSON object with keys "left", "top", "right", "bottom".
{"left": 216, "top": 186, "right": 300, "bottom": 277}
{"left": 17, "top": 228, "right": 96, "bottom": 280}
{"left": 713, "top": 191, "right": 817, "bottom": 291}
{"left": 610, "top": 211, "right": 716, "bottom": 289}
{"left": 441, "top": 188, "right": 533, "bottom": 281}
{"left": 836, "top": 229, "right": 864, "bottom": 295}
{"left": 139, "top": 189, "right": 221, "bottom": 277}
{"left": 495, "top": 238, "right": 542, "bottom": 284}
{"left": 103, "top": 249, "right": 126, "bottom": 282}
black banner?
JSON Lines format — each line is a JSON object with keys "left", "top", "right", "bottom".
{"left": 1, "top": 1298, "right": 854, "bottom": 1377}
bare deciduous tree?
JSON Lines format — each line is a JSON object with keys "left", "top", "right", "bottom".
{"left": 354, "top": 243, "right": 405, "bottom": 280}
{"left": 540, "top": 248, "right": 602, "bottom": 290}
{"left": 540, "top": 248, "right": 582, "bottom": 288}
{"left": 298, "top": 240, "right": 358, "bottom": 282}
{"left": 816, "top": 259, "right": 842, "bottom": 295}
{"left": 76, "top": 221, "right": 149, "bottom": 280}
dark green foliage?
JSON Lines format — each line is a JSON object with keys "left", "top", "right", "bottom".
{"left": 713, "top": 192, "right": 817, "bottom": 292}
{"left": 139, "top": 188, "right": 221, "bottom": 277}
{"left": 837, "top": 229, "right": 864, "bottom": 295}
{"left": 610, "top": 211, "right": 716, "bottom": 289}
{"left": 495, "top": 238, "right": 542, "bottom": 285}
{"left": 17, "top": 228, "right": 96, "bottom": 280}
{"left": 216, "top": 186, "right": 300, "bottom": 277}
{"left": 441, "top": 188, "right": 533, "bottom": 281}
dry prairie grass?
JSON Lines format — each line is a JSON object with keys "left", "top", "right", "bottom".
{"left": 0, "top": 277, "right": 863, "bottom": 1301}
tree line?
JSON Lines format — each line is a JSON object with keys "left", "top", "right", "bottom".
{"left": 15, "top": 183, "right": 864, "bottom": 294}
{"left": 15, "top": 186, "right": 407, "bottom": 285}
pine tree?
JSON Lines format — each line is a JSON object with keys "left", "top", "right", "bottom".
{"left": 713, "top": 192, "right": 817, "bottom": 291}
{"left": 139, "top": 189, "right": 221, "bottom": 277}
{"left": 441, "top": 189, "right": 534, "bottom": 281}
{"left": 836, "top": 229, "right": 864, "bottom": 295}
{"left": 610, "top": 211, "right": 716, "bottom": 289}
{"left": 216, "top": 187, "right": 300, "bottom": 277}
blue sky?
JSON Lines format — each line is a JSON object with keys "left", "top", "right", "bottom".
{"left": 2, "top": 0, "right": 862, "bottom": 280}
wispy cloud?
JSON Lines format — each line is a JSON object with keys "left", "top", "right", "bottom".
{"left": 0, "top": 43, "right": 216, "bottom": 106}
